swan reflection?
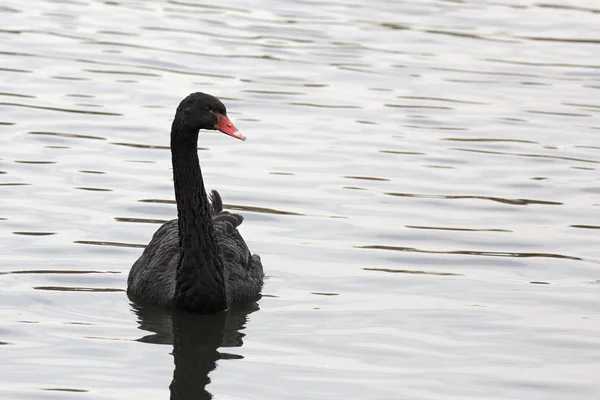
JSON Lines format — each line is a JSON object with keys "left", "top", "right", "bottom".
{"left": 131, "top": 301, "right": 259, "bottom": 399}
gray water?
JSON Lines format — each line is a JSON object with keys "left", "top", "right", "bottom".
{"left": 1, "top": 0, "right": 599, "bottom": 399}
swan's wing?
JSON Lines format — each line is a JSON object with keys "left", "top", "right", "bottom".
{"left": 209, "top": 190, "right": 264, "bottom": 303}
{"left": 127, "top": 219, "right": 179, "bottom": 306}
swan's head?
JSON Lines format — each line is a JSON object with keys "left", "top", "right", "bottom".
{"left": 176, "top": 92, "right": 246, "bottom": 141}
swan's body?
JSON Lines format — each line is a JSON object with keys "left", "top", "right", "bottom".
{"left": 127, "top": 92, "right": 264, "bottom": 313}
{"left": 128, "top": 191, "right": 263, "bottom": 309}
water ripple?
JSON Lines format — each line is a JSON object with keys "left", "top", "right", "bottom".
{"left": 363, "top": 267, "right": 463, "bottom": 276}
{"left": 384, "top": 192, "right": 562, "bottom": 206}
{"left": 0, "top": 102, "right": 122, "bottom": 116}
{"left": 355, "top": 245, "right": 585, "bottom": 262}
{"left": 34, "top": 286, "right": 124, "bottom": 292}
{"left": 453, "top": 148, "right": 600, "bottom": 164}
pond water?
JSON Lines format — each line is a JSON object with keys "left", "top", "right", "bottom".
{"left": 1, "top": 0, "right": 599, "bottom": 399}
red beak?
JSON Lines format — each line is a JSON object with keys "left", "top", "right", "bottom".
{"left": 214, "top": 113, "right": 246, "bottom": 141}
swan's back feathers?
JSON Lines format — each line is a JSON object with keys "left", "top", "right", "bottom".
{"left": 213, "top": 212, "right": 243, "bottom": 234}
{"left": 209, "top": 189, "right": 223, "bottom": 216}
{"left": 210, "top": 190, "right": 263, "bottom": 304}
{"left": 127, "top": 190, "right": 263, "bottom": 309}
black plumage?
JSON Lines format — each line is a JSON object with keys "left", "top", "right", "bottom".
{"left": 127, "top": 92, "right": 264, "bottom": 313}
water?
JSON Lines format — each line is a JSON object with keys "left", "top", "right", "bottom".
{"left": 1, "top": 0, "right": 599, "bottom": 398}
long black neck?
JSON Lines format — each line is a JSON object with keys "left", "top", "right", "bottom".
{"left": 170, "top": 118, "right": 227, "bottom": 313}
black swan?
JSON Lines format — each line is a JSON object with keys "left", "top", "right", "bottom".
{"left": 127, "top": 92, "right": 264, "bottom": 313}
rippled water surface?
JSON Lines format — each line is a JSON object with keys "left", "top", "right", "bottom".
{"left": 1, "top": 0, "right": 599, "bottom": 398}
